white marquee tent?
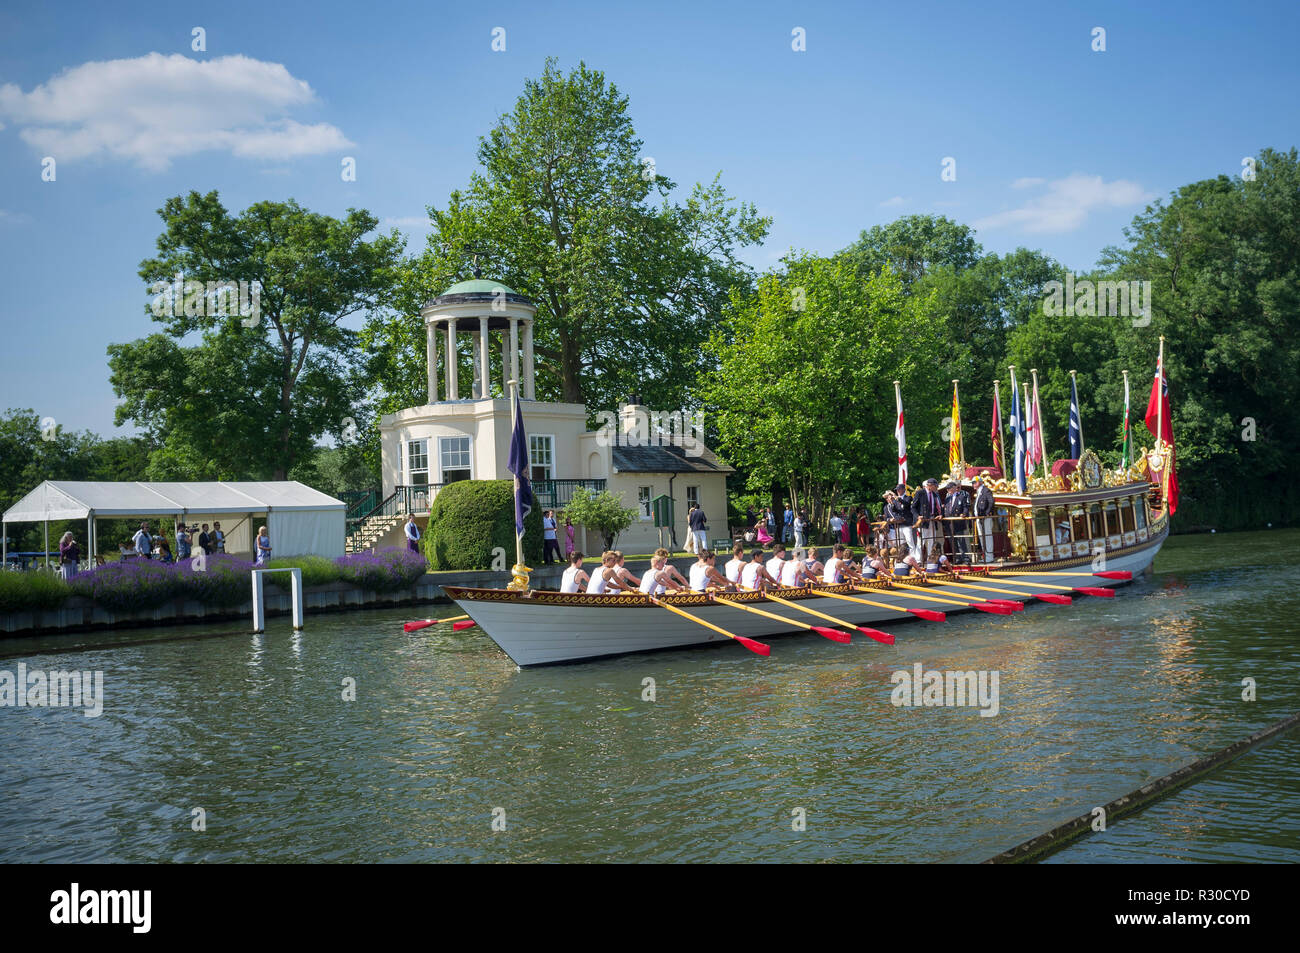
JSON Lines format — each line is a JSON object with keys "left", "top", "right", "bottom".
{"left": 3, "top": 481, "right": 345, "bottom": 565}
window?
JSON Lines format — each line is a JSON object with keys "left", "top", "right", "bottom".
{"left": 1033, "top": 508, "right": 1051, "bottom": 545}
{"left": 1133, "top": 496, "right": 1148, "bottom": 530}
{"left": 440, "top": 436, "right": 472, "bottom": 483}
{"left": 1119, "top": 498, "right": 1136, "bottom": 532}
{"left": 686, "top": 486, "right": 700, "bottom": 509}
{"left": 1050, "top": 506, "right": 1071, "bottom": 544}
{"left": 1070, "top": 504, "right": 1088, "bottom": 540}
{"left": 1103, "top": 500, "right": 1120, "bottom": 538}
{"left": 407, "top": 439, "right": 429, "bottom": 486}
{"left": 1088, "top": 503, "right": 1104, "bottom": 539}
{"left": 638, "top": 486, "right": 653, "bottom": 520}
{"left": 529, "top": 435, "right": 554, "bottom": 482}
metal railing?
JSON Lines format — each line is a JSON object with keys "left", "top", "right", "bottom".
{"left": 533, "top": 478, "right": 606, "bottom": 509}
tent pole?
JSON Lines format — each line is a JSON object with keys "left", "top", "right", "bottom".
{"left": 44, "top": 516, "right": 50, "bottom": 570}
{"left": 2, "top": 519, "right": 7, "bottom": 567}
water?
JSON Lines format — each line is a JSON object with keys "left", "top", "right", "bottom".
{"left": 1, "top": 530, "right": 1297, "bottom": 863}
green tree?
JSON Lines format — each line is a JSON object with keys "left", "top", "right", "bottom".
{"left": 364, "top": 59, "right": 770, "bottom": 419}
{"left": 112, "top": 192, "right": 405, "bottom": 480}
{"left": 703, "top": 254, "right": 948, "bottom": 533}
{"left": 563, "top": 487, "right": 637, "bottom": 551}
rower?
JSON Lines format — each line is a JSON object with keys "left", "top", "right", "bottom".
{"left": 560, "top": 551, "right": 588, "bottom": 593}
{"left": 655, "top": 547, "right": 690, "bottom": 591}
{"left": 765, "top": 543, "right": 788, "bottom": 586}
{"left": 741, "top": 547, "right": 779, "bottom": 591}
{"left": 804, "top": 546, "right": 824, "bottom": 580}
{"left": 861, "top": 545, "right": 883, "bottom": 580}
{"left": 639, "top": 553, "right": 669, "bottom": 595}
{"left": 612, "top": 551, "right": 641, "bottom": 590}
{"left": 823, "top": 544, "right": 846, "bottom": 584}
{"left": 586, "top": 551, "right": 620, "bottom": 593}
{"left": 892, "top": 547, "right": 913, "bottom": 577}
{"left": 690, "top": 550, "right": 732, "bottom": 592}
{"left": 724, "top": 542, "right": 746, "bottom": 586}
{"left": 778, "top": 548, "right": 808, "bottom": 588}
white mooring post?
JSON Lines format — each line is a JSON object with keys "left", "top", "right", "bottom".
{"left": 251, "top": 567, "right": 304, "bottom": 633}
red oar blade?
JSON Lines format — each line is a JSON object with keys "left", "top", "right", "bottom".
{"left": 1075, "top": 586, "right": 1115, "bottom": 598}
{"left": 812, "top": 625, "right": 852, "bottom": 644}
{"left": 990, "top": 600, "right": 1024, "bottom": 611}
{"left": 452, "top": 619, "right": 478, "bottom": 630}
{"left": 403, "top": 619, "right": 437, "bottom": 632}
{"left": 908, "top": 608, "right": 946, "bottom": 622}
{"left": 974, "top": 602, "right": 1015, "bottom": 615}
{"left": 1094, "top": 570, "right": 1132, "bottom": 580}
{"left": 856, "top": 627, "right": 896, "bottom": 645}
{"left": 1036, "top": 593, "right": 1072, "bottom": 605}
{"left": 735, "top": 636, "right": 772, "bottom": 656}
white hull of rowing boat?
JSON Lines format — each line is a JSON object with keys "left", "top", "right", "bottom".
{"left": 449, "top": 531, "right": 1166, "bottom": 667}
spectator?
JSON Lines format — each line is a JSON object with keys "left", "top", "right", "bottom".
{"left": 58, "top": 531, "right": 79, "bottom": 581}
{"left": 793, "top": 510, "right": 806, "bottom": 549}
{"left": 198, "top": 523, "right": 213, "bottom": 555}
{"left": 405, "top": 514, "right": 421, "bottom": 553}
{"left": 782, "top": 502, "right": 794, "bottom": 542}
{"left": 541, "top": 510, "right": 561, "bottom": 564}
{"left": 212, "top": 521, "right": 226, "bottom": 553}
{"left": 157, "top": 536, "right": 174, "bottom": 563}
{"left": 133, "top": 522, "right": 153, "bottom": 560}
{"left": 255, "top": 526, "right": 272, "bottom": 565}
{"left": 829, "top": 510, "right": 844, "bottom": 542}
{"left": 564, "top": 514, "right": 576, "bottom": 557}
{"left": 688, "top": 503, "right": 709, "bottom": 554}
{"left": 684, "top": 506, "right": 699, "bottom": 555}
{"left": 176, "top": 522, "right": 191, "bottom": 560}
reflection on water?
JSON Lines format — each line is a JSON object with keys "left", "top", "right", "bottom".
{"left": 0, "top": 531, "right": 1297, "bottom": 863}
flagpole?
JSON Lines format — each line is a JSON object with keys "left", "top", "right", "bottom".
{"left": 953, "top": 379, "right": 965, "bottom": 467}
{"left": 1069, "top": 369, "right": 1084, "bottom": 455}
{"left": 1030, "top": 367, "right": 1047, "bottom": 477}
{"left": 509, "top": 377, "right": 524, "bottom": 572}
{"left": 992, "top": 379, "right": 1001, "bottom": 473}
{"left": 1121, "top": 369, "right": 1131, "bottom": 469}
{"left": 1155, "top": 336, "right": 1164, "bottom": 447}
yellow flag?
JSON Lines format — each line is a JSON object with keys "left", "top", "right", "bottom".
{"left": 949, "top": 382, "right": 963, "bottom": 474}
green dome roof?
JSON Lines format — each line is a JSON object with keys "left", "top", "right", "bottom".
{"left": 439, "top": 278, "right": 518, "bottom": 296}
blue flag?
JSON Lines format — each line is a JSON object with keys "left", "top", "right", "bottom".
{"left": 1068, "top": 377, "right": 1083, "bottom": 460}
{"left": 505, "top": 393, "right": 533, "bottom": 536}
{"left": 1010, "top": 383, "right": 1027, "bottom": 494}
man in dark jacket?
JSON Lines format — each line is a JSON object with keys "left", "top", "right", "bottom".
{"left": 913, "top": 478, "right": 943, "bottom": 562}
{"left": 943, "top": 480, "right": 973, "bottom": 563}
{"left": 887, "top": 485, "right": 918, "bottom": 560}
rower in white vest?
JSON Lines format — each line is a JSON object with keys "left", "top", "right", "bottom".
{"left": 560, "top": 552, "right": 588, "bottom": 593}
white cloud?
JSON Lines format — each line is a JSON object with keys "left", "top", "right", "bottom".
{"left": 879, "top": 195, "right": 906, "bottom": 207}
{"left": 0, "top": 52, "right": 352, "bottom": 171}
{"left": 385, "top": 216, "right": 433, "bottom": 228}
{"left": 974, "top": 174, "right": 1153, "bottom": 233}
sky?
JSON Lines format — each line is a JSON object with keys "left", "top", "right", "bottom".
{"left": 1, "top": 0, "right": 1297, "bottom": 438}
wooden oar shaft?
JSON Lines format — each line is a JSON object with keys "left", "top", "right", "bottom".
{"left": 760, "top": 590, "right": 856, "bottom": 627}
{"left": 886, "top": 581, "right": 985, "bottom": 607}
{"left": 814, "top": 587, "right": 911, "bottom": 613}
{"left": 962, "top": 576, "right": 1073, "bottom": 591}
{"left": 651, "top": 597, "right": 744, "bottom": 640}
{"left": 989, "top": 571, "right": 1109, "bottom": 577}
{"left": 714, "top": 596, "right": 815, "bottom": 630}
{"left": 937, "top": 579, "right": 1042, "bottom": 599}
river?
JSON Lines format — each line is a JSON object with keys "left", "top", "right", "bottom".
{"left": 2, "top": 529, "right": 1297, "bottom": 862}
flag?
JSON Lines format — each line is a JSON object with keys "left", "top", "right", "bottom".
{"left": 1120, "top": 375, "right": 1132, "bottom": 469}
{"left": 895, "top": 387, "right": 908, "bottom": 486}
{"left": 1025, "top": 386, "right": 1042, "bottom": 468}
{"left": 991, "top": 383, "right": 1004, "bottom": 474}
{"left": 948, "top": 383, "right": 963, "bottom": 474}
{"left": 1009, "top": 373, "right": 1026, "bottom": 493}
{"left": 1068, "top": 376, "right": 1083, "bottom": 460}
{"left": 1144, "top": 352, "right": 1178, "bottom": 514}
{"left": 505, "top": 392, "right": 534, "bottom": 535}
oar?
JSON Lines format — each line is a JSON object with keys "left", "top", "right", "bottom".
{"left": 747, "top": 587, "right": 895, "bottom": 645}
{"left": 984, "top": 573, "right": 1117, "bottom": 598}
{"left": 987, "top": 570, "right": 1132, "bottom": 580}
{"left": 884, "top": 580, "right": 1019, "bottom": 615}
{"left": 712, "top": 595, "right": 851, "bottom": 643}
{"left": 649, "top": 595, "right": 771, "bottom": 656}
{"left": 815, "top": 585, "right": 946, "bottom": 621}
{"left": 404, "top": 614, "right": 473, "bottom": 632}
{"left": 934, "top": 578, "right": 1072, "bottom": 605}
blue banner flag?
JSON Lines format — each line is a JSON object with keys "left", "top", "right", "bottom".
{"left": 1068, "top": 376, "right": 1083, "bottom": 460}
{"left": 1010, "top": 381, "right": 1027, "bottom": 494}
{"left": 506, "top": 393, "right": 533, "bottom": 536}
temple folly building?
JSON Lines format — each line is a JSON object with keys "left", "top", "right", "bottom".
{"left": 349, "top": 278, "right": 732, "bottom": 554}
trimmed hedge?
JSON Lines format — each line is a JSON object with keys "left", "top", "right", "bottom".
{"left": 422, "top": 479, "right": 542, "bottom": 571}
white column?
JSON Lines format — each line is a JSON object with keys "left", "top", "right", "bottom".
{"left": 501, "top": 329, "right": 510, "bottom": 398}
{"left": 426, "top": 322, "right": 439, "bottom": 403}
{"left": 509, "top": 316, "right": 520, "bottom": 390}
{"left": 522, "top": 319, "right": 535, "bottom": 400}
{"left": 446, "top": 318, "right": 458, "bottom": 399}
{"left": 479, "top": 316, "right": 491, "bottom": 399}
{"left": 471, "top": 334, "right": 482, "bottom": 398}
